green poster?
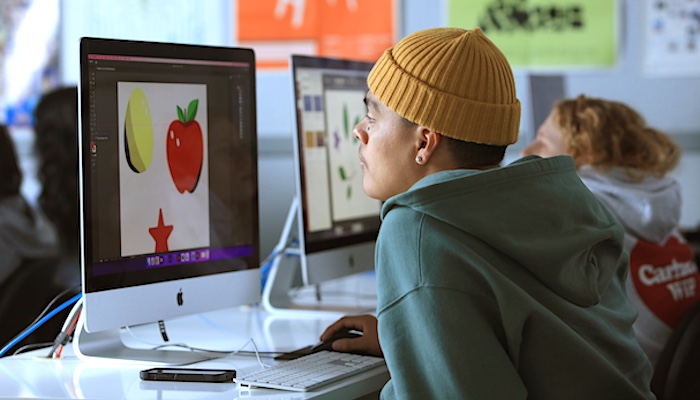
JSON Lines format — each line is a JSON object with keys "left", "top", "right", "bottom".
{"left": 448, "top": 0, "right": 617, "bottom": 68}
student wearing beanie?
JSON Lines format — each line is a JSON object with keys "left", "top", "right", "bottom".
{"left": 320, "top": 28, "right": 655, "bottom": 399}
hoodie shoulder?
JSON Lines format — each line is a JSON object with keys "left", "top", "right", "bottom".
{"left": 380, "top": 155, "right": 626, "bottom": 307}
{"left": 383, "top": 155, "right": 577, "bottom": 215}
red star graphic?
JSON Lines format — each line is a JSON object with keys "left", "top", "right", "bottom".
{"left": 149, "top": 208, "right": 173, "bottom": 252}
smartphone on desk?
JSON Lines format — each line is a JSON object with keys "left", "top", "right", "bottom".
{"left": 140, "top": 367, "right": 236, "bottom": 383}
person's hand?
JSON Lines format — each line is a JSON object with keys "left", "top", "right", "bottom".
{"left": 320, "top": 314, "right": 383, "bottom": 357}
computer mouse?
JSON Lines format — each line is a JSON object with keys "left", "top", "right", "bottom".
{"left": 311, "top": 331, "right": 363, "bottom": 352}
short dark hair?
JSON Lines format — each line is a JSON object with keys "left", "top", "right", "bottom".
{"left": 401, "top": 116, "right": 506, "bottom": 168}
{"left": 442, "top": 136, "right": 506, "bottom": 169}
{"left": 0, "top": 124, "right": 22, "bottom": 200}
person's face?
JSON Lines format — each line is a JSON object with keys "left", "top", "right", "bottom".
{"left": 353, "top": 91, "right": 424, "bottom": 201}
{"left": 522, "top": 111, "right": 569, "bottom": 158}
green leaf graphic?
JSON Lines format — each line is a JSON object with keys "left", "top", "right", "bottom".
{"left": 339, "top": 166, "right": 346, "bottom": 181}
{"left": 177, "top": 105, "right": 185, "bottom": 123}
{"left": 186, "top": 99, "right": 199, "bottom": 122}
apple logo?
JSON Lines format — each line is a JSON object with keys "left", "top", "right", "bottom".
{"left": 177, "top": 289, "right": 184, "bottom": 306}
{"left": 167, "top": 99, "right": 203, "bottom": 193}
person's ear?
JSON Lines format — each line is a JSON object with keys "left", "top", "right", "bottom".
{"left": 414, "top": 127, "right": 441, "bottom": 165}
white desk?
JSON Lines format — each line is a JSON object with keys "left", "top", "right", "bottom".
{"left": 0, "top": 275, "right": 386, "bottom": 399}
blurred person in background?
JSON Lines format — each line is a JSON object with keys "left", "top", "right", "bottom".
{"left": 33, "top": 86, "right": 80, "bottom": 278}
{"left": 0, "top": 123, "right": 61, "bottom": 348}
{"left": 0, "top": 123, "right": 58, "bottom": 286}
{"left": 522, "top": 94, "right": 700, "bottom": 368}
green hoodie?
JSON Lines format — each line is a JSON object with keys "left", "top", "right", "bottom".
{"left": 376, "top": 155, "right": 655, "bottom": 400}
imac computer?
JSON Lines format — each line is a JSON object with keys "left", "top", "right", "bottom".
{"left": 262, "top": 55, "right": 381, "bottom": 313}
{"left": 75, "top": 38, "right": 260, "bottom": 363}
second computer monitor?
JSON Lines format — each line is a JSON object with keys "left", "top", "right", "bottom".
{"left": 290, "top": 55, "right": 381, "bottom": 286}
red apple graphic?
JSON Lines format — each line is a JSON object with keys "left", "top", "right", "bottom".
{"left": 167, "top": 99, "right": 203, "bottom": 193}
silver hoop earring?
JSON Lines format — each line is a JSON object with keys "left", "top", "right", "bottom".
{"left": 415, "top": 156, "right": 423, "bottom": 164}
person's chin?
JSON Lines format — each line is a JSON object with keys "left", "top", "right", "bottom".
{"left": 361, "top": 181, "right": 376, "bottom": 199}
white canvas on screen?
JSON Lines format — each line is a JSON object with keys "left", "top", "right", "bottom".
{"left": 117, "top": 81, "right": 210, "bottom": 257}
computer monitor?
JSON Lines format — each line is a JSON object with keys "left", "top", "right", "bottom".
{"left": 262, "top": 55, "right": 381, "bottom": 313}
{"left": 75, "top": 38, "right": 260, "bottom": 364}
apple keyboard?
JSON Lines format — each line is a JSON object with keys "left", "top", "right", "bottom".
{"left": 236, "top": 350, "right": 385, "bottom": 392}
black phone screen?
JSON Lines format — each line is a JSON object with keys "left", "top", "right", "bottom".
{"left": 140, "top": 367, "right": 236, "bottom": 383}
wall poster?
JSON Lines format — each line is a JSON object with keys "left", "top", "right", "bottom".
{"left": 643, "top": 0, "right": 700, "bottom": 76}
{"left": 237, "top": 0, "right": 397, "bottom": 70}
{"left": 448, "top": 0, "right": 617, "bottom": 69}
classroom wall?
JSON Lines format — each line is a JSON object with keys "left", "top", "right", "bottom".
{"left": 54, "top": 0, "right": 700, "bottom": 255}
{"left": 253, "top": 0, "right": 700, "bottom": 253}
{"left": 253, "top": 1, "right": 700, "bottom": 137}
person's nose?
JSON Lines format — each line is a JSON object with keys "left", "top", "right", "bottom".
{"left": 353, "top": 118, "right": 369, "bottom": 144}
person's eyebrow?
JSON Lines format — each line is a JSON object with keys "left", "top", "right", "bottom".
{"left": 364, "top": 95, "right": 378, "bottom": 112}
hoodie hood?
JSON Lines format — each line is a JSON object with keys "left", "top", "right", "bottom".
{"left": 578, "top": 166, "right": 681, "bottom": 244}
{"left": 381, "top": 155, "right": 626, "bottom": 307}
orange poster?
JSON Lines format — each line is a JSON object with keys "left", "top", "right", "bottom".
{"left": 238, "top": 0, "right": 396, "bottom": 69}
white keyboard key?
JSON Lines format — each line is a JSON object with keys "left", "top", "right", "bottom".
{"left": 236, "top": 351, "right": 385, "bottom": 392}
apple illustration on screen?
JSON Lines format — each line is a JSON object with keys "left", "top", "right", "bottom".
{"left": 167, "top": 99, "right": 203, "bottom": 193}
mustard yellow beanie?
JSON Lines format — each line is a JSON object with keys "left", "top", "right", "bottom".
{"left": 368, "top": 27, "right": 520, "bottom": 146}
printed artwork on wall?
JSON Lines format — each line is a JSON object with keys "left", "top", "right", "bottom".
{"left": 448, "top": 0, "right": 617, "bottom": 69}
{"left": 237, "top": 0, "right": 396, "bottom": 69}
{"left": 643, "top": 0, "right": 700, "bottom": 76}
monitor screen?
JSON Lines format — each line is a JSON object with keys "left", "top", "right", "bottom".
{"left": 77, "top": 38, "right": 260, "bottom": 348}
{"left": 290, "top": 55, "right": 381, "bottom": 286}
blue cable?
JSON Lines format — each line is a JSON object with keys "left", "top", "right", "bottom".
{"left": 260, "top": 240, "right": 300, "bottom": 292}
{"left": 260, "top": 249, "right": 280, "bottom": 292}
{"left": 0, "top": 292, "right": 82, "bottom": 357}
